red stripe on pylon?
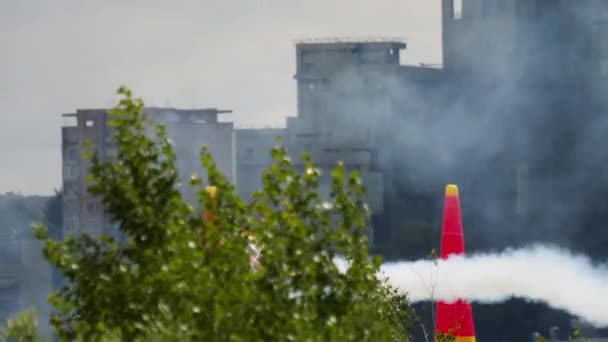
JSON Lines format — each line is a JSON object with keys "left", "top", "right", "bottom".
{"left": 436, "top": 184, "right": 476, "bottom": 340}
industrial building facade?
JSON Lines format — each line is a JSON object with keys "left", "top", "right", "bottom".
{"left": 61, "top": 108, "right": 234, "bottom": 238}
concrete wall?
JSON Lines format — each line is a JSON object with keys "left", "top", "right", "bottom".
{"left": 235, "top": 128, "right": 284, "bottom": 199}
{"left": 290, "top": 42, "right": 411, "bottom": 215}
{"left": 166, "top": 122, "right": 234, "bottom": 205}
{"left": 62, "top": 125, "right": 81, "bottom": 238}
{"left": 295, "top": 41, "right": 404, "bottom": 148}
{"left": 61, "top": 108, "right": 236, "bottom": 236}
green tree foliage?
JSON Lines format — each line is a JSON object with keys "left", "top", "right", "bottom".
{"left": 1, "top": 308, "right": 41, "bottom": 342}
{"left": 435, "top": 332, "right": 455, "bottom": 342}
{"left": 569, "top": 328, "right": 591, "bottom": 342}
{"left": 535, "top": 328, "right": 590, "bottom": 342}
{"left": 32, "top": 87, "right": 412, "bottom": 341}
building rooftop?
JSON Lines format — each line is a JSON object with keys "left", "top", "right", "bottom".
{"left": 295, "top": 37, "right": 407, "bottom": 51}
{"left": 295, "top": 37, "right": 407, "bottom": 45}
{"left": 62, "top": 107, "right": 233, "bottom": 126}
{"left": 62, "top": 107, "right": 232, "bottom": 117}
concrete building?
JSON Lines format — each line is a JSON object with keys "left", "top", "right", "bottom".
{"left": 61, "top": 107, "right": 234, "bottom": 238}
{"left": 235, "top": 128, "right": 284, "bottom": 200}
{"left": 233, "top": 40, "right": 403, "bottom": 240}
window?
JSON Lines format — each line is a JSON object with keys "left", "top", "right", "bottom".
{"left": 67, "top": 147, "right": 78, "bottom": 160}
{"left": 86, "top": 202, "right": 95, "bottom": 214}
{"left": 453, "top": 0, "right": 463, "bottom": 19}
{"left": 71, "top": 165, "right": 79, "bottom": 177}
{"left": 63, "top": 163, "right": 79, "bottom": 180}
{"left": 86, "top": 120, "right": 94, "bottom": 127}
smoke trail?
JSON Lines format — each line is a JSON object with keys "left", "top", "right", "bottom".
{"left": 374, "top": 245, "right": 608, "bottom": 327}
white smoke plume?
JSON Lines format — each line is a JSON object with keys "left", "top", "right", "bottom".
{"left": 375, "top": 245, "right": 608, "bottom": 327}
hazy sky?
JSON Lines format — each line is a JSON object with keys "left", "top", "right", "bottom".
{"left": 0, "top": 0, "right": 441, "bottom": 195}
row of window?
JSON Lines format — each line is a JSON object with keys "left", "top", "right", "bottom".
{"left": 64, "top": 146, "right": 79, "bottom": 160}
{"left": 452, "top": 0, "right": 566, "bottom": 20}
{"left": 299, "top": 47, "right": 399, "bottom": 73}
{"left": 63, "top": 200, "right": 102, "bottom": 216}
{"left": 86, "top": 201, "right": 103, "bottom": 215}
{"left": 63, "top": 219, "right": 103, "bottom": 236}
{"left": 63, "top": 163, "right": 79, "bottom": 180}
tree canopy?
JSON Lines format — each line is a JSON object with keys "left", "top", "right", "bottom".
{"left": 30, "top": 87, "right": 412, "bottom": 341}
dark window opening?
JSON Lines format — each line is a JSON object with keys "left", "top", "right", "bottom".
{"left": 66, "top": 147, "right": 78, "bottom": 160}
{"left": 86, "top": 202, "right": 95, "bottom": 214}
{"left": 68, "top": 165, "right": 78, "bottom": 177}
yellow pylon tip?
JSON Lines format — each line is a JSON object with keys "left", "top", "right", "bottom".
{"left": 445, "top": 184, "right": 459, "bottom": 197}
